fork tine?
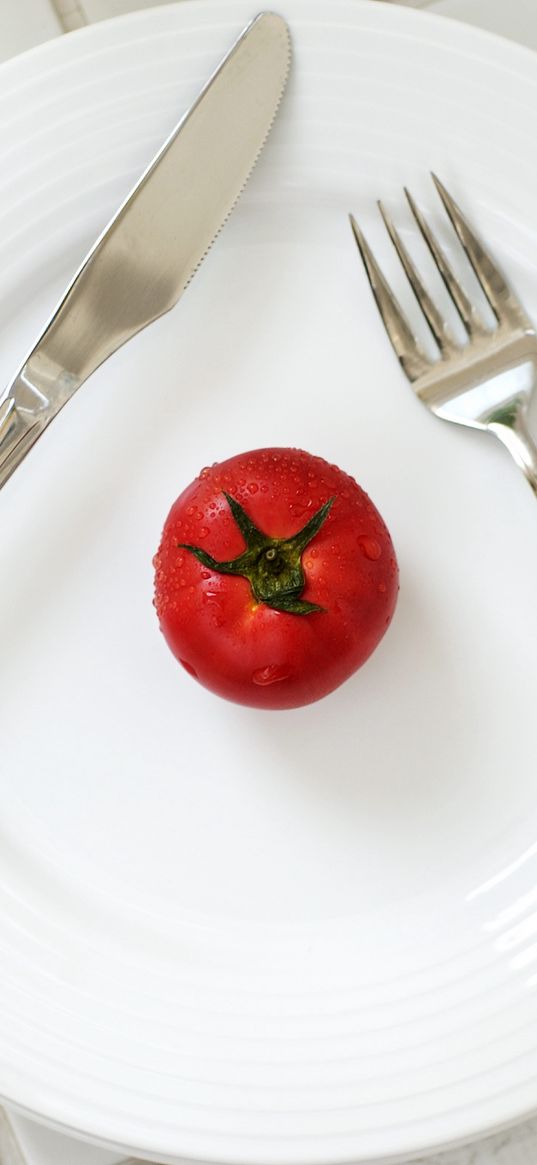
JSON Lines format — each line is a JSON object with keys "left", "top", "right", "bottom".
{"left": 377, "top": 199, "right": 457, "bottom": 357}
{"left": 349, "top": 213, "right": 430, "bottom": 382}
{"left": 404, "top": 186, "right": 488, "bottom": 338}
{"left": 431, "top": 173, "right": 528, "bottom": 327}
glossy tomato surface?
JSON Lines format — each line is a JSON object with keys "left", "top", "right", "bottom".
{"left": 153, "top": 448, "right": 398, "bottom": 709}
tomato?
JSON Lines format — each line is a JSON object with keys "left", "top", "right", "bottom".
{"left": 153, "top": 448, "right": 398, "bottom": 709}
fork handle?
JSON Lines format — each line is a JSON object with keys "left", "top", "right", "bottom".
{"left": 490, "top": 407, "right": 537, "bottom": 498}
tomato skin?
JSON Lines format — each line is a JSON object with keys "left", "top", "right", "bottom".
{"left": 153, "top": 448, "right": 398, "bottom": 709}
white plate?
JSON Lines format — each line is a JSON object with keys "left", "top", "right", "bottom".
{"left": 1, "top": 2, "right": 537, "bottom": 1162}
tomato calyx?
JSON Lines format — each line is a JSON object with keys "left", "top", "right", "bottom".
{"left": 179, "top": 492, "right": 335, "bottom": 615}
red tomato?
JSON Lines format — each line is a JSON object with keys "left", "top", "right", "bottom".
{"left": 153, "top": 448, "right": 398, "bottom": 709}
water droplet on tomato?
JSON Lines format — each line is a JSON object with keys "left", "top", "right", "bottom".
{"left": 198, "top": 527, "right": 209, "bottom": 539}
{"left": 358, "top": 535, "right": 382, "bottom": 561}
{"left": 201, "top": 570, "right": 211, "bottom": 579}
{"left": 180, "top": 659, "right": 198, "bottom": 679}
{"left": 199, "top": 466, "right": 211, "bottom": 480}
{"left": 378, "top": 582, "right": 387, "bottom": 594}
{"left": 252, "top": 664, "right": 290, "bottom": 686}
{"left": 247, "top": 482, "right": 259, "bottom": 494}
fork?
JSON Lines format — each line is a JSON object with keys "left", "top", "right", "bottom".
{"left": 349, "top": 174, "right": 537, "bottom": 496}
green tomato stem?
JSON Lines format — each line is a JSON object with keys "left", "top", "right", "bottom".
{"left": 179, "top": 492, "right": 334, "bottom": 615}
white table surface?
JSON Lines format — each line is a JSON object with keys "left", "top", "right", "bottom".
{"left": 0, "top": 0, "right": 536, "bottom": 1163}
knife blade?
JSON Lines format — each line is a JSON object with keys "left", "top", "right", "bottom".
{"left": 0, "top": 11, "right": 291, "bottom": 490}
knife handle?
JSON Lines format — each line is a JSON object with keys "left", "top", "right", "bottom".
{"left": 0, "top": 354, "right": 81, "bottom": 489}
{"left": 0, "top": 392, "right": 43, "bottom": 490}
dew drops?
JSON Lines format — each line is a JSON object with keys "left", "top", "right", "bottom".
{"left": 378, "top": 582, "right": 387, "bottom": 594}
{"left": 186, "top": 506, "right": 195, "bottom": 516}
{"left": 252, "top": 664, "right": 290, "bottom": 686}
{"left": 247, "top": 482, "right": 259, "bottom": 494}
{"left": 201, "top": 570, "right": 211, "bottom": 579}
{"left": 358, "top": 535, "right": 382, "bottom": 561}
{"left": 199, "top": 467, "right": 211, "bottom": 480}
{"left": 198, "top": 527, "right": 209, "bottom": 539}
{"left": 204, "top": 590, "right": 224, "bottom": 626}
{"left": 180, "top": 659, "right": 198, "bottom": 679}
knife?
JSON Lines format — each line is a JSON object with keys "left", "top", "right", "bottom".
{"left": 0, "top": 12, "right": 290, "bottom": 491}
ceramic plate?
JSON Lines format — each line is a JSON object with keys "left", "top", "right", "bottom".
{"left": 1, "top": 2, "right": 537, "bottom": 1161}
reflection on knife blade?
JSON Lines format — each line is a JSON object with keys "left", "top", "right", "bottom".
{"left": 0, "top": 11, "right": 291, "bottom": 491}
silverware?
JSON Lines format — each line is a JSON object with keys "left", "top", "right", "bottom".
{"left": 350, "top": 174, "right": 537, "bottom": 495}
{"left": 0, "top": 12, "right": 290, "bottom": 491}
